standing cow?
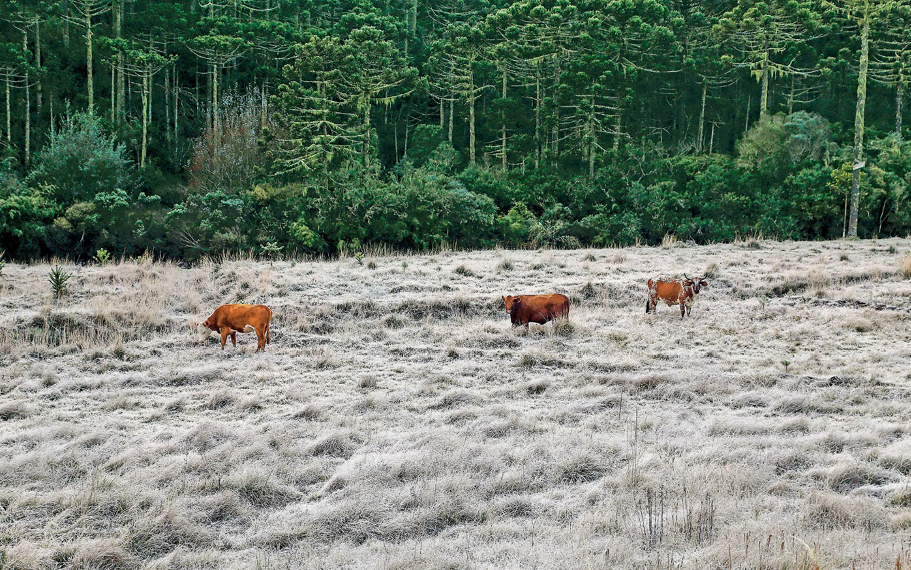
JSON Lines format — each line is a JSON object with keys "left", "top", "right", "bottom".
{"left": 502, "top": 294, "right": 570, "bottom": 327}
{"left": 197, "top": 304, "right": 273, "bottom": 351}
{"left": 646, "top": 275, "right": 707, "bottom": 317}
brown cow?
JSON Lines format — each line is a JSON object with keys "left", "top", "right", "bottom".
{"left": 197, "top": 304, "right": 273, "bottom": 351}
{"left": 502, "top": 294, "right": 570, "bottom": 327}
{"left": 646, "top": 275, "right": 707, "bottom": 317}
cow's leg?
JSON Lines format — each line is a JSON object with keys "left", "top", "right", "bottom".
{"left": 266, "top": 324, "right": 271, "bottom": 345}
{"left": 680, "top": 303, "right": 686, "bottom": 318}
{"left": 220, "top": 327, "right": 229, "bottom": 349}
{"left": 255, "top": 327, "right": 266, "bottom": 352}
{"left": 230, "top": 332, "right": 237, "bottom": 347}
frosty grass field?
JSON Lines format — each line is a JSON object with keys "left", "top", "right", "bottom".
{"left": 1, "top": 238, "right": 911, "bottom": 569}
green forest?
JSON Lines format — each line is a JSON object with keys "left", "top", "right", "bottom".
{"left": 0, "top": 0, "right": 909, "bottom": 260}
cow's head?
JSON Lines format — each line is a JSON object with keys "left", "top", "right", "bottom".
{"left": 195, "top": 320, "right": 213, "bottom": 342}
{"left": 502, "top": 295, "right": 521, "bottom": 313}
{"left": 684, "top": 274, "right": 708, "bottom": 294}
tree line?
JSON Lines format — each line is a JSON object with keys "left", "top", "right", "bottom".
{"left": 0, "top": 0, "right": 909, "bottom": 260}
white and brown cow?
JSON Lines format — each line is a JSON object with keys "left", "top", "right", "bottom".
{"left": 646, "top": 275, "right": 707, "bottom": 317}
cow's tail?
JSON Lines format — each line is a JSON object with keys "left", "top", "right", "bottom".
{"left": 646, "top": 279, "right": 654, "bottom": 313}
{"left": 243, "top": 325, "right": 255, "bottom": 333}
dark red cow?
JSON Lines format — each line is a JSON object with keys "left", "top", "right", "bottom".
{"left": 502, "top": 294, "right": 570, "bottom": 327}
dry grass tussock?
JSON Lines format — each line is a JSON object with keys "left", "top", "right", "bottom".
{"left": 1, "top": 239, "right": 911, "bottom": 568}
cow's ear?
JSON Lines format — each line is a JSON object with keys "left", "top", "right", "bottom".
{"left": 701, "top": 280, "right": 708, "bottom": 287}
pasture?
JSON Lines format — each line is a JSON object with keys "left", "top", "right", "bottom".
{"left": 1, "top": 239, "right": 910, "bottom": 569}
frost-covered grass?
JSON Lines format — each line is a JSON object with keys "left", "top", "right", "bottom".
{"left": 1, "top": 239, "right": 911, "bottom": 568}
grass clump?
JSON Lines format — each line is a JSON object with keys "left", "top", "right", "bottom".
{"left": 454, "top": 265, "right": 476, "bottom": 277}
{"left": 903, "top": 254, "right": 911, "bottom": 279}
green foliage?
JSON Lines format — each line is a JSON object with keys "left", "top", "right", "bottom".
{"left": 93, "top": 248, "right": 112, "bottom": 265}
{"left": 1, "top": 0, "right": 910, "bottom": 258}
{"left": 29, "top": 112, "right": 133, "bottom": 206}
{"left": 48, "top": 265, "right": 72, "bottom": 299}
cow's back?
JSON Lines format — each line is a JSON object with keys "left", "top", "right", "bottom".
{"left": 210, "top": 304, "right": 271, "bottom": 329}
{"left": 512, "top": 294, "right": 569, "bottom": 324}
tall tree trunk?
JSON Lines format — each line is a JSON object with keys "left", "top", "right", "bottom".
{"left": 448, "top": 97, "right": 453, "bottom": 144}
{"left": 86, "top": 8, "right": 94, "bottom": 113}
{"left": 35, "top": 19, "right": 42, "bottom": 117}
{"left": 410, "top": 0, "right": 418, "bottom": 34}
{"left": 501, "top": 64, "right": 507, "bottom": 170}
{"left": 897, "top": 72, "right": 904, "bottom": 139}
{"left": 745, "top": 95, "right": 751, "bottom": 132}
{"left": 141, "top": 70, "right": 148, "bottom": 168}
{"left": 173, "top": 67, "right": 179, "bottom": 154}
{"left": 4, "top": 76, "right": 10, "bottom": 144}
{"left": 759, "top": 38, "right": 769, "bottom": 116}
{"left": 363, "top": 96, "right": 371, "bottom": 165}
{"left": 849, "top": 5, "right": 869, "bottom": 238}
{"left": 22, "top": 32, "right": 30, "bottom": 165}
{"left": 165, "top": 65, "right": 171, "bottom": 148}
{"left": 110, "top": 62, "right": 115, "bottom": 122}
{"left": 788, "top": 74, "right": 795, "bottom": 115}
{"left": 552, "top": 57, "right": 560, "bottom": 160}
{"left": 588, "top": 93, "right": 595, "bottom": 177}
{"left": 213, "top": 62, "right": 220, "bottom": 138}
{"left": 696, "top": 82, "right": 707, "bottom": 153}
{"left": 468, "top": 66, "right": 475, "bottom": 164}
{"left": 535, "top": 68, "right": 541, "bottom": 167}
{"left": 115, "top": 0, "right": 125, "bottom": 124}
{"left": 24, "top": 74, "right": 30, "bottom": 165}
{"left": 439, "top": 97, "right": 444, "bottom": 130}
{"left": 614, "top": 106, "right": 622, "bottom": 151}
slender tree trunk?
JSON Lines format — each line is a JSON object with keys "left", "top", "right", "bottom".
{"left": 897, "top": 73, "right": 904, "bottom": 139}
{"left": 141, "top": 70, "right": 148, "bottom": 168}
{"left": 24, "top": 74, "right": 30, "bottom": 165}
{"left": 410, "top": 0, "right": 418, "bottom": 34}
{"left": 115, "top": 0, "right": 124, "bottom": 123}
{"left": 588, "top": 93, "right": 595, "bottom": 177}
{"left": 697, "top": 82, "right": 707, "bottom": 153}
{"left": 35, "top": 19, "right": 42, "bottom": 116}
{"left": 22, "top": 32, "right": 30, "bottom": 165}
{"left": 439, "top": 97, "right": 444, "bottom": 130}
{"left": 4, "top": 76, "right": 10, "bottom": 144}
{"left": 759, "top": 38, "right": 769, "bottom": 116}
{"left": 165, "top": 65, "right": 171, "bottom": 148}
{"left": 614, "top": 107, "right": 622, "bottom": 151}
{"left": 501, "top": 64, "right": 507, "bottom": 170}
{"left": 552, "top": 57, "right": 560, "bottom": 160}
{"left": 64, "top": 1, "right": 70, "bottom": 48}
{"left": 788, "top": 74, "right": 795, "bottom": 115}
{"left": 363, "top": 96, "right": 371, "bottom": 165}
{"left": 745, "top": 95, "right": 751, "bottom": 132}
{"left": 110, "top": 62, "right": 115, "bottom": 122}
{"left": 849, "top": 6, "right": 869, "bottom": 238}
{"left": 448, "top": 97, "right": 453, "bottom": 144}
{"left": 86, "top": 8, "right": 94, "bottom": 113}
{"left": 213, "top": 62, "right": 220, "bottom": 140}
{"left": 535, "top": 68, "right": 541, "bottom": 167}
{"left": 468, "top": 66, "right": 475, "bottom": 164}
{"left": 173, "top": 67, "right": 178, "bottom": 151}
{"left": 709, "top": 121, "right": 715, "bottom": 153}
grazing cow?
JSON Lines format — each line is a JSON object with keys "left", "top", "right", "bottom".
{"left": 502, "top": 294, "right": 570, "bottom": 327}
{"left": 197, "top": 304, "right": 272, "bottom": 351}
{"left": 646, "top": 275, "right": 708, "bottom": 317}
